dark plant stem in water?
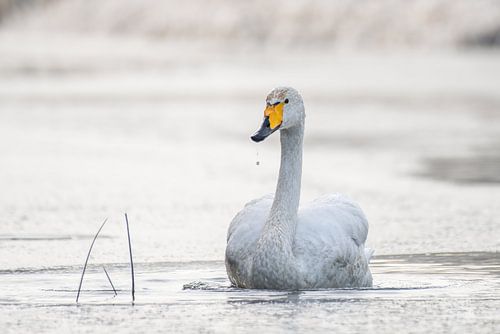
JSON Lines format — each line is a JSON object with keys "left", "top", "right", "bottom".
{"left": 76, "top": 218, "right": 108, "bottom": 303}
{"left": 103, "top": 266, "right": 117, "bottom": 296}
{"left": 125, "top": 213, "right": 135, "bottom": 303}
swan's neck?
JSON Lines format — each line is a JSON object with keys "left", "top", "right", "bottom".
{"left": 268, "top": 123, "right": 304, "bottom": 235}
{"left": 252, "top": 122, "right": 304, "bottom": 288}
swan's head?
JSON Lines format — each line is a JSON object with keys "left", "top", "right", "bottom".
{"left": 251, "top": 87, "right": 305, "bottom": 142}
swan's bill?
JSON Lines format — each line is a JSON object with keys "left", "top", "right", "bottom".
{"left": 250, "top": 102, "right": 284, "bottom": 142}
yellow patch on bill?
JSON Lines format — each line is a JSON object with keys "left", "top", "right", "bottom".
{"left": 264, "top": 103, "right": 284, "bottom": 129}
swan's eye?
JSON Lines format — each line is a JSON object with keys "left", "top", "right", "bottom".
{"left": 284, "top": 99, "right": 289, "bottom": 104}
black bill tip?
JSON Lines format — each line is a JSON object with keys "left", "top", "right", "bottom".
{"left": 251, "top": 133, "right": 267, "bottom": 142}
{"left": 251, "top": 117, "right": 279, "bottom": 142}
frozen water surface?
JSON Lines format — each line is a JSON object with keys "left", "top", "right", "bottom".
{"left": 0, "top": 33, "right": 500, "bottom": 332}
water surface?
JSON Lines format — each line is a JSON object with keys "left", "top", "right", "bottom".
{"left": 1, "top": 36, "right": 500, "bottom": 332}
{"left": 1, "top": 252, "right": 499, "bottom": 333}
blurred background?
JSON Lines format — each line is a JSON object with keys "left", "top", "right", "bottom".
{"left": 0, "top": 0, "right": 499, "bottom": 270}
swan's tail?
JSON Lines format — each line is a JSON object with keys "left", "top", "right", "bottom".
{"left": 364, "top": 248, "right": 374, "bottom": 263}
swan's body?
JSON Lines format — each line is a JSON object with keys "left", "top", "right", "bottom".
{"left": 225, "top": 87, "right": 372, "bottom": 289}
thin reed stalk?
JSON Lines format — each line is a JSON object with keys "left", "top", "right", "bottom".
{"left": 103, "top": 266, "right": 117, "bottom": 296}
{"left": 125, "top": 213, "right": 135, "bottom": 302}
{"left": 76, "top": 218, "right": 108, "bottom": 303}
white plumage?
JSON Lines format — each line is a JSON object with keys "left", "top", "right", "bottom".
{"left": 225, "top": 87, "right": 373, "bottom": 289}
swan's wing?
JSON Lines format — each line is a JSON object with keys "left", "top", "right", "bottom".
{"left": 227, "top": 193, "right": 273, "bottom": 242}
{"left": 298, "top": 193, "right": 369, "bottom": 247}
{"left": 295, "top": 193, "right": 372, "bottom": 287}
{"left": 225, "top": 194, "right": 273, "bottom": 287}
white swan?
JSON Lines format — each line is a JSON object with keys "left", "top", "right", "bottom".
{"left": 225, "top": 87, "right": 373, "bottom": 289}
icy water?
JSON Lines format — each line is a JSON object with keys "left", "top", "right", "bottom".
{"left": 1, "top": 34, "right": 500, "bottom": 332}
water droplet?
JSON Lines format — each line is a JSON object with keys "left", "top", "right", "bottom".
{"left": 256, "top": 150, "right": 260, "bottom": 166}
